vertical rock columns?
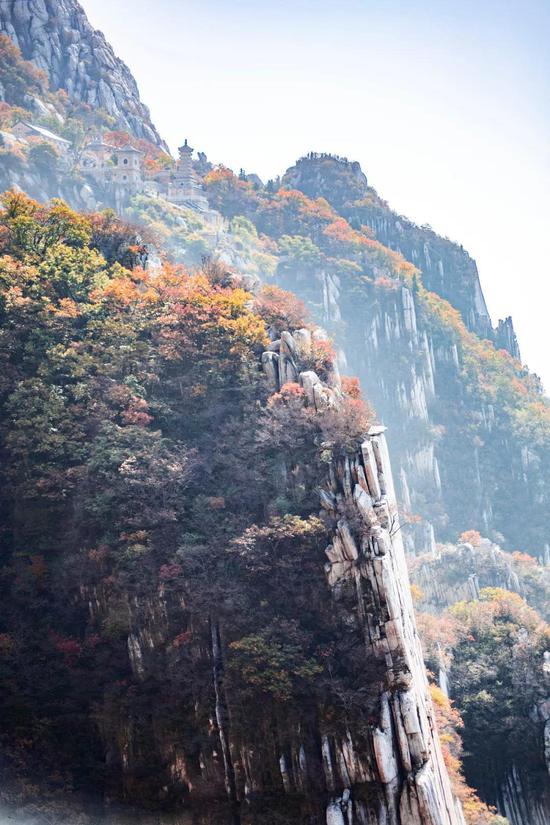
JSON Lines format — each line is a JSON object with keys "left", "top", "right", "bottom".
{"left": 262, "top": 327, "right": 462, "bottom": 825}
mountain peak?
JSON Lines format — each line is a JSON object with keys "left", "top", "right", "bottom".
{"left": 282, "top": 152, "right": 374, "bottom": 210}
{"left": 0, "top": 0, "right": 166, "bottom": 148}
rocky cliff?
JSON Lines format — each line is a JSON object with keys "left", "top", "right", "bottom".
{"left": 293, "top": 270, "right": 550, "bottom": 555}
{"left": 282, "top": 155, "right": 495, "bottom": 342}
{"left": 0, "top": 7, "right": 548, "bottom": 822}
{"left": 202, "top": 162, "right": 550, "bottom": 558}
{"left": 257, "top": 329, "right": 462, "bottom": 825}
{"left": 410, "top": 536, "right": 550, "bottom": 621}
{"left": 0, "top": 0, "right": 165, "bottom": 147}
{"left": 0, "top": 199, "right": 467, "bottom": 823}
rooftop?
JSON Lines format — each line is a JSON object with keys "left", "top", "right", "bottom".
{"left": 14, "top": 120, "right": 71, "bottom": 146}
{"left": 113, "top": 143, "right": 144, "bottom": 154}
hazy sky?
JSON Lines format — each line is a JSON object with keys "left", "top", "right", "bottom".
{"left": 86, "top": 0, "right": 550, "bottom": 390}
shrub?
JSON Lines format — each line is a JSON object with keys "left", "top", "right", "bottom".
{"left": 319, "top": 396, "right": 373, "bottom": 453}
{"left": 459, "top": 529, "right": 482, "bottom": 547}
{"left": 28, "top": 141, "right": 59, "bottom": 172}
{"left": 253, "top": 284, "right": 308, "bottom": 333}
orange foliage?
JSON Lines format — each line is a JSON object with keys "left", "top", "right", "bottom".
{"left": 450, "top": 588, "right": 544, "bottom": 639}
{"left": 277, "top": 188, "right": 334, "bottom": 222}
{"left": 319, "top": 396, "right": 372, "bottom": 452}
{"left": 374, "top": 275, "right": 399, "bottom": 290}
{"left": 416, "top": 611, "right": 462, "bottom": 670}
{"left": 459, "top": 529, "right": 482, "bottom": 547}
{"left": 272, "top": 382, "right": 307, "bottom": 405}
{"left": 306, "top": 338, "right": 336, "bottom": 377}
{"left": 511, "top": 550, "right": 537, "bottom": 566}
{"left": 418, "top": 284, "right": 550, "bottom": 444}
{"left": 204, "top": 166, "right": 239, "bottom": 186}
{"left": 430, "top": 685, "right": 499, "bottom": 824}
{"left": 253, "top": 284, "right": 308, "bottom": 333}
{"left": 323, "top": 217, "right": 378, "bottom": 251}
{"left": 341, "top": 376, "right": 362, "bottom": 399}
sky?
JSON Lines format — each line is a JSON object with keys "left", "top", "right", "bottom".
{"left": 85, "top": 0, "right": 550, "bottom": 390}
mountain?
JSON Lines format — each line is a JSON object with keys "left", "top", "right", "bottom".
{"left": 201, "top": 160, "right": 550, "bottom": 558}
{"left": 0, "top": 4, "right": 549, "bottom": 825}
{"left": 0, "top": 194, "right": 469, "bottom": 825}
{"left": 0, "top": 0, "right": 164, "bottom": 147}
{"left": 282, "top": 155, "right": 495, "bottom": 341}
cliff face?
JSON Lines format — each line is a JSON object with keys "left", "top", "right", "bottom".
{"left": 254, "top": 332, "right": 462, "bottom": 825}
{"left": 0, "top": 200, "right": 463, "bottom": 824}
{"left": 282, "top": 156, "right": 495, "bottom": 342}
{"left": 99, "top": 334, "right": 462, "bottom": 824}
{"left": 258, "top": 247, "right": 548, "bottom": 558}
{"left": 0, "top": 8, "right": 548, "bottom": 822}
{"left": 410, "top": 537, "right": 550, "bottom": 621}
{"left": 0, "top": 0, "right": 165, "bottom": 147}
{"left": 249, "top": 156, "right": 550, "bottom": 556}
{"left": 113, "top": 351, "right": 464, "bottom": 825}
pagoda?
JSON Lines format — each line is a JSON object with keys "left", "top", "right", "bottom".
{"left": 168, "top": 139, "right": 209, "bottom": 210}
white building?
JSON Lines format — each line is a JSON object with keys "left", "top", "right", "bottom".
{"left": 109, "top": 144, "right": 144, "bottom": 191}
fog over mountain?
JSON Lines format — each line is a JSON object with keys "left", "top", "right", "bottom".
{"left": 0, "top": 3, "right": 549, "bottom": 825}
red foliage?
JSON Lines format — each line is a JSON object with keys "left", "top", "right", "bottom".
{"left": 341, "top": 376, "right": 362, "bottom": 399}
{"left": 274, "top": 382, "right": 307, "bottom": 403}
{"left": 253, "top": 284, "right": 308, "bottom": 333}
{"left": 172, "top": 630, "right": 192, "bottom": 648}
{"left": 511, "top": 550, "right": 537, "bottom": 565}
{"left": 50, "top": 632, "right": 82, "bottom": 663}
{"left": 121, "top": 397, "right": 153, "bottom": 427}
{"left": 319, "top": 396, "right": 373, "bottom": 451}
{"left": 159, "top": 563, "right": 183, "bottom": 581}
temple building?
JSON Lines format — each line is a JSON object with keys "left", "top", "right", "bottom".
{"left": 11, "top": 120, "right": 72, "bottom": 157}
{"left": 167, "top": 139, "right": 209, "bottom": 210}
{"left": 109, "top": 144, "right": 144, "bottom": 192}
{"left": 78, "top": 135, "right": 210, "bottom": 213}
{"left": 79, "top": 137, "right": 113, "bottom": 179}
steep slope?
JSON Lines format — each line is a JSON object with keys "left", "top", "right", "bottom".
{"left": 201, "top": 165, "right": 550, "bottom": 557}
{"left": 282, "top": 155, "right": 496, "bottom": 343}
{"left": 410, "top": 534, "right": 550, "bottom": 621}
{"left": 0, "top": 193, "right": 471, "bottom": 824}
{"left": 0, "top": 0, "right": 164, "bottom": 147}
{"left": 410, "top": 536, "right": 550, "bottom": 824}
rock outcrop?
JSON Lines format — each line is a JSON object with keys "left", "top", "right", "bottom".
{"left": 259, "top": 327, "right": 462, "bottom": 824}
{"left": 0, "top": 0, "right": 165, "bottom": 147}
{"left": 410, "top": 537, "right": 550, "bottom": 621}
{"left": 274, "top": 261, "right": 550, "bottom": 557}
{"left": 495, "top": 316, "right": 521, "bottom": 361}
